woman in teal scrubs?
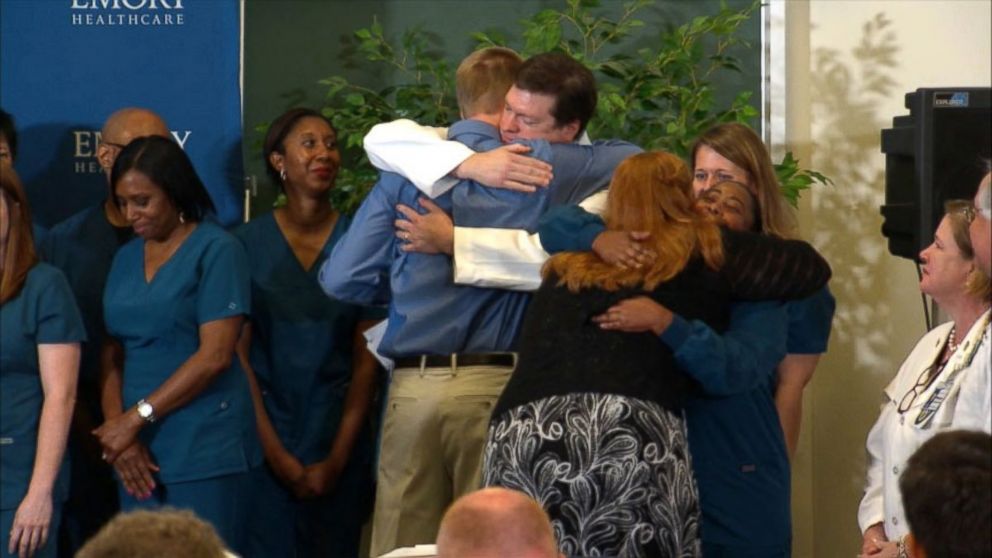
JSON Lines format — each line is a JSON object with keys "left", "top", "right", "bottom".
{"left": 93, "top": 136, "right": 260, "bottom": 552}
{"left": 236, "top": 108, "right": 379, "bottom": 557}
{"left": 1, "top": 164, "right": 83, "bottom": 558}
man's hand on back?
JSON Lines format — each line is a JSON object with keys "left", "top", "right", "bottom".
{"left": 396, "top": 198, "right": 455, "bottom": 255}
{"left": 453, "top": 143, "right": 553, "bottom": 193}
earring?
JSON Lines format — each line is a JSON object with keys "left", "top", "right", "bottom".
{"left": 279, "top": 168, "right": 287, "bottom": 181}
{"left": 179, "top": 212, "right": 186, "bottom": 224}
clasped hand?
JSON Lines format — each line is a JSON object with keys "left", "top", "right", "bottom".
{"left": 592, "top": 231, "right": 656, "bottom": 269}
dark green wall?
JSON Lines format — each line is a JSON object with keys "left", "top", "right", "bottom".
{"left": 243, "top": 0, "right": 760, "bottom": 214}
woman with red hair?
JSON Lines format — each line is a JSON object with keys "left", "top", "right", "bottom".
{"left": 482, "top": 151, "right": 830, "bottom": 557}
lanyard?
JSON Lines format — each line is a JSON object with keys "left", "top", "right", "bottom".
{"left": 914, "top": 313, "right": 990, "bottom": 429}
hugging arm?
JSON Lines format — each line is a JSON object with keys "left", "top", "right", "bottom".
{"left": 363, "top": 119, "right": 551, "bottom": 196}
{"left": 721, "top": 229, "right": 832, "bottom": 301}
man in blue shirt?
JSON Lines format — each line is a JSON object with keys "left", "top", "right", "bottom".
{"left": 322, "top": 50, "right": 639, "bottom": 557}
{"left": 40, "top": 108, "right": 171, "bottom": 556}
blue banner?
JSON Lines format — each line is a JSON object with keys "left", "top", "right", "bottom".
{"left": 0, "top": 0, "right": 243, "bottom": 227}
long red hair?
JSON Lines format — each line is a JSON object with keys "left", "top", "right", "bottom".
{"left": 0, "top": 162, "right": 38, "bottom": 304}
{"left": 546, "top": 151, "right": 724, "bottom": 292}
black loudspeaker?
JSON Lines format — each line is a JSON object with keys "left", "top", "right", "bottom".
{"left": 880, "top": 87, "right": 991, "bottom": 260}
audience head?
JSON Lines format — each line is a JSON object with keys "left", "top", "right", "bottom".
{"left": 899, "top": 430, "right": 991, "bottom": 558}
{"left": 0, "top": 108, "right": 17, "bottom": 163}
{"left": 76, "top": 508, "right": 228, "bottom": 558}
{"left": 0, "top": 160, "right": 37, "bottom": 303}
{"left": 436, "top": 487, "right": 562, "bottom": 558}
{"left": 924, "top": 200, "right": 991, "bottom": 303}
{"left": 262, "top": 108, "right": 339, "bottom": 193}
{"left": 501, "top": 52, "right": 597, "bottom": 143}
{"left": 970, "top": 170, "right": 991, "bottom": 276}
{"left": 697, "top": 180, "right": 760, "bottom": 233}
{"left": 456, "top": 47, "right": 523, "bottom": 120}
{"left": 111, "top": 135, "right": 214, "bottom": 240}
{"left": 691, "top": 122, "right": 795, "bottom": 238}
{"left": 98, "top": 108, "right": 170, "bottom": 182}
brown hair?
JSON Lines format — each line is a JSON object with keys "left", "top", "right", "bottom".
{"left": 455, "top": 47, "right": 523, "bottom": 118}
{"left": 691, "top": 122, "right": 797, "bottom": 238}
{"left": 515, "top": 52, "right": 597, "bottom": 137}
{"left": 899, "top": 430, "right": 991, "bottom": 558}
{"left": 547, "top": 151, "right": 725, "bottom": 292}
{"left": 0, "top": 162, "right": 37, "bottom": 304}
{"left": 945, "top": 199, "right": 991, "bottom": 301}
{"left": 76, "top": 509, "right": 227, "bottom": 558}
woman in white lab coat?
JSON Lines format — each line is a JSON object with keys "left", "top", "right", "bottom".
{"left": 858, "top": 201, "right": 991, "bottom": 558}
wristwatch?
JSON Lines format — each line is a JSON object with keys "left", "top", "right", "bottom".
{"left": 136, "top": 399, "right": 157, "bottom": 424}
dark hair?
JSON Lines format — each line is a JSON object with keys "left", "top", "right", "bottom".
{"left": 111, "top": 136, "right": 215, "bottom": 222}
{"left": 262, "top": 108, "right": 336, "bottom": 186}
{"left": 515, "top": 52, "right": 597, "bottom": 136}
{"left": 0, "top": 108, "right": 17, "bottom": 161}
{"left": 900, "top": 430, "right": 991, "bottom": 558}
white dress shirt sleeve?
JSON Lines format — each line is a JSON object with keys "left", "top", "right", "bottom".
{"left": 451, "top": 189, "right": 611, "bottom": 290}
{"left": 363, "top": 119, "right": 469, "bottom": 197}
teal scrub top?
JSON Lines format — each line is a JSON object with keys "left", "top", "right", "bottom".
{"left": 1, "top": 263, "right": 86, "bottom": 510}
{"left": 103, "top": 221, "right": 260, "bottom": 484}
{"left": 41, "top": 204, "right": 133, "bottom": 388}
{"left": 234, "top": 212, "right": 381, "bottom": 463}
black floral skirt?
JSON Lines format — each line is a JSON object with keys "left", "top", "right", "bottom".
{"left": 482, "top": 393, "right": 700, "bottom": 558}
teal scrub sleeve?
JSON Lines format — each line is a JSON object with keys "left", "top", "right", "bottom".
{"left": 537, "top": 205, "right": 606, "bottom": 254}
{"left": 36, "top": 266, "right": 87, "bottom": 345}
{"left": 660, "top": 300, "right": 788, "bottom": 396}
{"left": 785, "top": 287, "right": 835, "bottom": 354}
{"left": 196, "top": 235, "right": 251, "bottom": 324}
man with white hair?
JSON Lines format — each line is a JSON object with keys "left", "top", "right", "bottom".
{"left": 970, "top": 171, "right": 991, "bottom": 276}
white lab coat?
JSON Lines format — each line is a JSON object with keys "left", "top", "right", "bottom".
{"left": 858, "top": 311, "right": 992, "bottom": 540}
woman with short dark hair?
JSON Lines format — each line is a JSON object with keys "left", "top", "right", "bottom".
{"left": 236, "top": 108, "right": 380, "bottom": 557}
{"left": 93, "top": 136, "right": 260, "bottom": 552}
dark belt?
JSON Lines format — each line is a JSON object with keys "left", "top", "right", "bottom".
{"left": 394, "top": 352, "right": 515, "bottom": 369}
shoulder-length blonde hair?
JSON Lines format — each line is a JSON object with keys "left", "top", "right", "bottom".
{"left": 546, "top": 151, "right": 724, "bottom": 292}
{"left": 945, "top": 199, "right": 991, "bottom": 301}
{"left": 0, "top": 162, "right": 38, "bottom": 304}
{"left": 691, "top": 122, "right": 797, "bottom": 238}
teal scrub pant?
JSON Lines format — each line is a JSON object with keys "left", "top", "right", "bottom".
{"left": 1, "top": 501, "right": 61, "bottom": 558}
{"left": 118, "top": 468, "right": 258, "bottom": 554}
{"left": 243, "top": 454, "right": 372, "bottom": 558}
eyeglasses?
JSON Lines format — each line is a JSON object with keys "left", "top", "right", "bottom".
{"left": 897, "top": 360, "right": 946, "bottom": 414}
{"left": 945, "top": 199, "right": 976, "bottom": 224}
{"left": 102, "top": 141, "right": 128, "bottom": 150}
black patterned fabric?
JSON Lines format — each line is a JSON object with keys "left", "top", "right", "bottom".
{"left": 484, "top": 393, "right": 701, "bottom": 558}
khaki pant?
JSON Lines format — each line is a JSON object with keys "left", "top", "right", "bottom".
{"left": 369, "top": 361, "right": 513, "bottom": 558}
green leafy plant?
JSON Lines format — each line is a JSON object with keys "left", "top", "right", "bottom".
{"left": 296, "top": 0, "right": 829, "bottom": 213}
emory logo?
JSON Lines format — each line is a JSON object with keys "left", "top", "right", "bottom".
{"left": 70, "top": 0, "right": 185, "bottom": 27}
{"left": 72, "top": 130, "right": 192, "bottom": 174}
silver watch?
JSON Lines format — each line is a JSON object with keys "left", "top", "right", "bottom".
{"left": 136, "top": 399, "right": 156, "bottom": 423}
